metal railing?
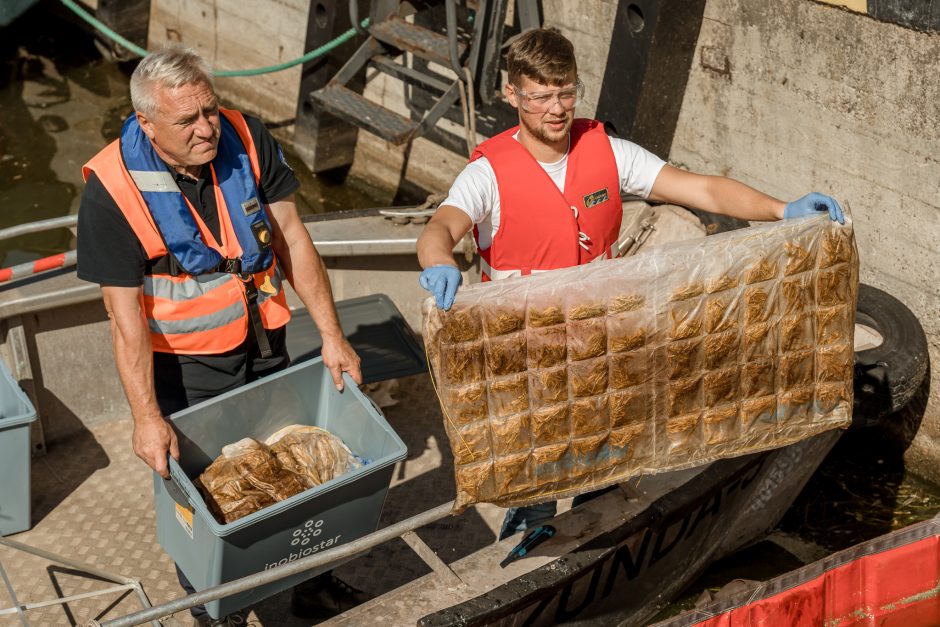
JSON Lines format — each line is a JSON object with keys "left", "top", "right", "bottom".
{"left": 0, "top": 215, "right": 77, "bottom": 242}
{"left": 94, "top": 501, "right": 455, "bottom": 626}
{"left": 0, "top": 216, "right": 79, "bottom": 284}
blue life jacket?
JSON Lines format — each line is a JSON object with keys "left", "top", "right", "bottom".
{"left": 119, "top": 113, "right": 273, "bottom": 276}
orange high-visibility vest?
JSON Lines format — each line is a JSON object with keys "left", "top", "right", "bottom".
{"left": 82, "top": 109, "right": 291, "bottom": 354}
{"left": 471, "top": 119, "right": 622, "bottom": 281}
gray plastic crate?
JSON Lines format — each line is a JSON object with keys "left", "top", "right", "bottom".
{"left": 0, "top": 358, "right": 38, "bottom": 536}
{"left": 153, "top": 357, "right": 407, "bottom": 618}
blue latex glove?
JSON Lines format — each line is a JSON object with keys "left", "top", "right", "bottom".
{"left": 784, "top": 192, "right": 845, "bottom": 224}
{"left": 419, "top": 265, "right": 462, "bottom": 310}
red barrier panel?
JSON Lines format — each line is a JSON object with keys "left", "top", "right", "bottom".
{"left": 682, "top": 533, "right": 939, "bottom": 627}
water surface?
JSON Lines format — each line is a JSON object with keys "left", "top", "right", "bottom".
{"left": 0, "top": 2, "right": 393, "bottom": 268}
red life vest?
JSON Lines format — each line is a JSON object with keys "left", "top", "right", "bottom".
{"left": 82, "top": 109, "right": 291, "bottom": 355}
{"left": 471, "top": 119, "right": 622, "bottom": 281}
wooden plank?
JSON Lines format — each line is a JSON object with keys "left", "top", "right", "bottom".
{"left": 400, "top": 531, "right": 464, "bottom": 589}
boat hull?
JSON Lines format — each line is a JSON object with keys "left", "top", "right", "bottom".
{"left": 338, "top": 429, "right": 841, "bottom": 627}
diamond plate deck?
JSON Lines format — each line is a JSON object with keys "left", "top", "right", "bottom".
{"left": 2, "top": 374, "right": 505, "bottom": 625}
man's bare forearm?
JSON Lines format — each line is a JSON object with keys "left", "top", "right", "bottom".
{"left": 279, "top": 235, "right": 344, "bottom": 340}
{"left": 700, "top": 176, "right": 786, "bottom": 221}
{"left": 417, "top": 221, "right": 460, "bottom": 269}
{"left": 268, "top": 197, "right": 344, "bottom": 340}
{"left": 107, "top": 302, "right": 163, "bottom": 424}
{"left": 649, "top": 165, "right": 786, "bottom": 221}
{"left": 102, "top": 286, "right": 179, "bottom": 476}
{"left": 417, "top": 205, "right": 472, "bottom": 269}
{"left": 268, "top": 196, "right": 361, "bottom": 388}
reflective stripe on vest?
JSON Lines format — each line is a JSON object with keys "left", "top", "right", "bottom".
{"left": 471, "top": 119, "right": 622, "bottom": 282}
{"left": 144, "top": 272, "right": 232, "bottom": 301}
{"left": 149, "top": 299, "right": 246, "bottom": 335}
{"left": 144, "top": 268, "right": 283, "bottom": 303}
{"left": 127, "top": 170, "right": 177, "bottom": 193}
{"left": 82, "top": 109, "right": 291, "bottom": 354}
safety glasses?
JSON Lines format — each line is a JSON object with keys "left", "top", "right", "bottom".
{"left": 512, "top": 78, "right": 584, "bottom": 113}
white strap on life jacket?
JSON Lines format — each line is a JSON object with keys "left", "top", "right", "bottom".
{"left": 478, "top": 258, "right": 545, "bottom": 280}
{"left": 479, "top": 241, "right": 619, "bottom": 280}
{"left": 578, "top": 231, "right": 592, "bottom": 251}
{"left": 128, "top": 170, "right": 178, "bottom": 193}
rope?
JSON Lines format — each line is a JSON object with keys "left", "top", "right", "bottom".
{"left": 58, "top": 0, "right": 369, "bottom": 77}
{"left": 463, "top": 67, "right": 477, "bottom": 151}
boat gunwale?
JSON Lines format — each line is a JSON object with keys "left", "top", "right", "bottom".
{"left": 652, "top": 511, "right": 940, "bottom": 627}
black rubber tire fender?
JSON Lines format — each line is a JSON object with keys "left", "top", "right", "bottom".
{"left": 853, "top": 283, "right": 929, "bottom": 427}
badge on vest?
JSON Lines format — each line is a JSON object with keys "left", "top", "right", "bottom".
{"left": 251, "top": 221, "right": 273, "bottom": 250}
{"left": 241, "top": 197, "right": 262, "bottom": 216}
{"left": 583, "top": 187, "right": 609, "bottom": 209}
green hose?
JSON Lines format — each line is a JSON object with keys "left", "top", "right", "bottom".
{"left": 58, "top": 0, "right": 368, "bottom": 77}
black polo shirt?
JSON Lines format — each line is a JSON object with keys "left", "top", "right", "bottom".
{"left": 76, "top": 114, "right": 300, "bottom": 287}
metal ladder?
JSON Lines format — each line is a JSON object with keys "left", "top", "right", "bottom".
{"left": 309, "top": 0, "right": 538, "bottom": 146}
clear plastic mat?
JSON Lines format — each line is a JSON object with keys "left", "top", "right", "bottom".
{"left": 424, "top": 215, "right": 859, "bottom": 513}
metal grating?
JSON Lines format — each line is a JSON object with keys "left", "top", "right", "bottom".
{"left": 370, "top": 16, "right": 466, "bottom": 67}
{"left": 310, "top": 83, "right": 419, "bottom": 144}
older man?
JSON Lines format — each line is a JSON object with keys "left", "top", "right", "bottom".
{"left": 77, "top": 46, "right": 364, "bottom": 625}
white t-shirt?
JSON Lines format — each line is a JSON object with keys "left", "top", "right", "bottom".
{"left": 442, "top": 132, "right": 667, "bottom": 249}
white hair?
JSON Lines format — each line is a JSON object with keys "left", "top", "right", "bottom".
{"left": 130, "top": 45, "right": 215, "bottom": 117}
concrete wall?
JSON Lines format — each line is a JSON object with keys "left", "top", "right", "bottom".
{"left": 541, "top": 0, "right": 615, "bottom": 121}
{"left": 669, "top": 0, "right": 940, "bottom": 482}
{"left": 148, "top": 0, "right": 308, "bottom": 122}
{"left": 143, "top": 0, "right": 475, "bottom": 198}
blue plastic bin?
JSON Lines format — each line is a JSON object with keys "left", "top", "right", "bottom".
{"left": 0, "top": 358, "right": 38, "bottom": 537}
{"left": 153, "top": 357, "right": 407, "bottom": 618}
